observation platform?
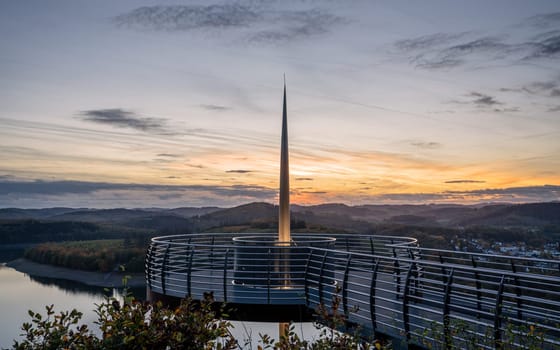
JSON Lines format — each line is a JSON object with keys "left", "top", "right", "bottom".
{"left": 145, "top": 233, "right": 560, "bottom": 349}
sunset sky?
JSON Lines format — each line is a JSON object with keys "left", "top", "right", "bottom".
{"left": 1, "top": 0, "right": 559, "bottom": 208}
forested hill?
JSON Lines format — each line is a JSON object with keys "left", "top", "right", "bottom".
{"left": 0, "top": 206, "right": 222, "bottom": 244}
{"left": 0, "top": 220, "right": 137, "bottom": 245}
{"left": 1, "top": 202, "right": 558, "bottom": 231}
{"left": 1, "top": 202, "right": 558, "bottom": 246}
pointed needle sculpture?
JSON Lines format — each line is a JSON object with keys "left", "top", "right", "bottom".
{"left": 278, "top": 76, "right": 291, "bottom": 244}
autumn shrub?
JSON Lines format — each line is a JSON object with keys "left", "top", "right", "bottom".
{"left": 12, "top": 280, "right": 383, "bottom": 350}
{"left": 12, "top": 293, "right": 236, "bottom": 350}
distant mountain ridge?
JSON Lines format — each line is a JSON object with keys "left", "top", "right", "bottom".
{"left": 0, "top": 207, "right": 78, "bottom": 220}
{"left": 0, "top": 206, "right": 222, "bottom": 221}
{"left": 1, "top": 202, "right": 558, "bottom": 232}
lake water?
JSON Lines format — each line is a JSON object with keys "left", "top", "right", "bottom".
{"left": 0, "top": 263, "right": 143, "bottom": 348}
{"left": 0, "top": 250, "right": 317, "bottom": 349}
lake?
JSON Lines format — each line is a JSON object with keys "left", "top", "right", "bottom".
{"left": 0, "top": 249, "right": 317, "bottom": 349}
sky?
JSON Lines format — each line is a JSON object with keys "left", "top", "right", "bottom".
{"left": 0, "top": 0, "right": 559, "bottom": 208}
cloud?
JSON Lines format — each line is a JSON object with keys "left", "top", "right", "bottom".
{"left": 394, "top": 32, "right": 467, "bottom": 51}
{"left": 530, "top": 81, "right": 557, "bottom": 91}
{"left": 459, "top": 185, "right": 560, "bottom": 198}
{"left": 454, "top": 92, "right": 517, "bottom": 112}
{"left": 226, "top": 170, "right": 253, "bottom": 173}
{"left": 521, "top": 80, "right": 560, "bottom": 97}
{"left": 498, "top": 79, "right": 560, "bottom": 112}
{"left": 295, "top": 177, "right": 314, "bottom": 181}
{"left": 186, "top": 163, "right": 206, "bottom": 169}
{"left": 498, "top": 87, "right": 520, "bottom": 93}
{"left": 410, "top": 141, "right": 441, "bottom": 149}
{"left": 423, "top": 36, "right": 518, "bottom": 69}
{"left": 494, "top": 107, "right": 521, "bottom": 113}
{"left": 493, "top": 107, "right": 520, "bottom": 113}
{"left": 199, "top": 104, "right": 230, "bottom": 111}
{"left": 114, "top": 4, "right": 259, "bottom": 31}
{"left": 154, "top": 159, "right": 173, "bottom": 164}
{"left": 396, "top": 14, "right": 560, "bottom": 70}
{"left": 0, "top": 179, "right": 276, "bottom": 208}
{"left": 528, "top": 34, "right": 560, "bottom": 59}
{"left": 444, "top": 37, "right": 510, "bottom": 55}
{"left": 0, "top": 180, "right": 128, "bottom": 195}
{"left": 401, "top": 36, "right": 514, "bottom": 70}
{"left": 468, "top": 92, "right": 502, "bottom": 107}
{"left": 78, "top": 109, "right": 168, "bottom": 133}
{"left": 0, "top": 179, "right": 273, "bottom": 197}
{"left": 373, "top": 185, "right": 560, "bottom": 204}
{"left": 444, "top": 180, "right": 486, "bottom": 184}
{"left": 114, "top": 3, "right": 344, "bottom": 44}
{"left": 157, "top": 153, "right": 182, "bottom": 158}
{"left": 248, "top": 8, "right": 343, "bottom": 43}
{"left": 1, "top": 180, "right": 557, "bottom": 208}
{"left": 414, "top": 58, "right": 464, "bottom": 70}
{"left": 526, "top": 12, "right": 560, "bottom": 29}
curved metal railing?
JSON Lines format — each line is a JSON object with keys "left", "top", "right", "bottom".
{"left": 145, "top": 233, "right": 560, "bottom": 349}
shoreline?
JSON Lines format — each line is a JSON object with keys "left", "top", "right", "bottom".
{"left": 6, "top": 258, "right": 145, "bottom": 288}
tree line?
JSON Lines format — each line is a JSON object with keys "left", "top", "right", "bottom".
{"left": 0, "top": 219, "right": 153, "bottom": 245}
{"left": 23, "top": 239, "right": 146, "bottom": 273}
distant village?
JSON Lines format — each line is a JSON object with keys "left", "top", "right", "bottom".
{"left": 452, "top": 237, "right": 560, "bottom": 260}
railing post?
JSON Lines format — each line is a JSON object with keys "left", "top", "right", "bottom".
{"left": 406, "top": 248, "right": 413, "bottom": 259}
{"left": 392, "top": 245, "right": 401, "bottom": 297}
{"left": 443, "top": 268, "right": 454, "bottom": 350}
{"left": 494, "top": 275, "right": 506, "bottom": 350}
{"left": 267, "top": 248, "right": 271, "bottom": 304}
{"left": 408, "top": 248, "right": 419, "bottom": 295}
{"left": 415, "top": 249, "right": 423, "bottom": 295}
{"left": 369, "top": 258, "right": 380, "bottom": 334}
{"left": 303, "top": 249, "right": 313, "bottom": 306}
{"left": 439, "top": 254, "right": 448, "bottom": 285}
{"left": 318, "top": 251, "right": 328, "bottom": 305}
{"left": 342, "top": 254, "right": 352, "bottom": 318}
{"left": 402, "top": 264, "right": 414, "bottom": 344}
{"left": 471, "top": 256, "right": 482, "bottom": 319}
{"left": 209, "top": 236, "right": 215, "bottom": 268}
{"left": 145, "top": 244, "right": 154, "bottom": 290}
{"left": 187, "top": 246, "right": 194, "bottom": 297}
{"left": 369, "top": 236, "right": 375, "bottom": 256}
{"left": 161, "top": 243, "right": 170, "bottom": 295}
{"left": 223, "top": 249, "right": 230, "bottom": 303}
{"left": 510, "top": 260, "right": 522, "bottom": 321}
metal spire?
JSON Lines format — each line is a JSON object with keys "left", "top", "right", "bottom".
{"left": 278, "top": 76, "right": 290, "bottom": 243}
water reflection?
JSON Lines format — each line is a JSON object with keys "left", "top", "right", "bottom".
{"left": 0, "top": 263, "right": 142, "bottom": 348}
{"left": 229, "top": 320, "right": 318, "bottom": 349}
{"left": 28, "top": 274, "right": 145, "bottom": 299}
{"left": 0, "top": 246, "right": 28, "bottom": 263}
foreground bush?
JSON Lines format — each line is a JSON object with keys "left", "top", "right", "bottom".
{"left": 12, "top": 288, "right": 381, "bottom": 350}
{"left": 12, "top": 293, "right": 236, "bottom": 350}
